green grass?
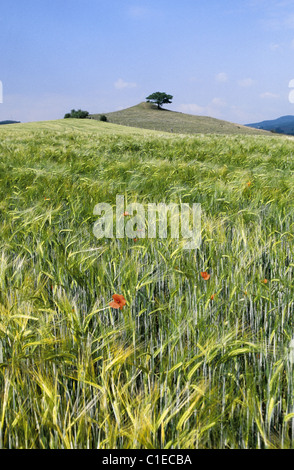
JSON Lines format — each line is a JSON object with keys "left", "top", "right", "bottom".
{"left": 91, "top": 101, "right": 271, "bottom": 136}
{"left": 0, "top": 118, "right": 293, "bottom": 449}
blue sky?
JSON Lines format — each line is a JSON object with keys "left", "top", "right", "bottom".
{"left": 1, "top": 0, "right": 294, "bottom": 123}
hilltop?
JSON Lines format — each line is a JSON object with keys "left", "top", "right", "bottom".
{"left": 90, "top": 102, "right": 270, "bottom": 136}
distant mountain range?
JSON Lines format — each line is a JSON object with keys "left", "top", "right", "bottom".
{"left": 246, "top": 115, "right": 294, "bottom": 135}
{"left": 0, "top": 120, "right": 20, "bottom": 125}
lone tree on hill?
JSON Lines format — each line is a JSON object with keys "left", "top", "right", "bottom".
{"left": 146, "top": 92, "right": 173, "bottom": 109}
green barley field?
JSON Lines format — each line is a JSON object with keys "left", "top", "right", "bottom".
{"left": 0, "top": 118, "right": 293, "bottom": 449}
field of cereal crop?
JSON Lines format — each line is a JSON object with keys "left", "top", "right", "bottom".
{"left": 0, "top": 119, "right": 293, "bottom": 449}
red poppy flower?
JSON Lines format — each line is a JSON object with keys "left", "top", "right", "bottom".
{"left": 247, "top": 182, "right": 251, "bottom": 187}
{"left": 133, "top": 238, "right": 138, "bottom": 243}
{"left": 262, "top": 279, "right": 268, "bottom": 284}
{"left": 201, "top": 272, "right": 210, "bottom": 281}
{"left": 109, "top": 294, "right": 127, "bottom": 310}
{"left": 123, "top": 211, "right": 130, "bottom": 216}
{"left": 210, "top": 294, "right": 215, "bottom": 300}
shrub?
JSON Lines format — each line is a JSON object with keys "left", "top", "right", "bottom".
{"left": 64, "top": 109, "right": 89, "bottom": 119}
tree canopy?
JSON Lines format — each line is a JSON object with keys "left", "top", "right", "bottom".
{"left": 64, "top": 109, "right": 89, "bottom": 119}
{"left": 146, "top": 92, "right": 173, "bottom": 109}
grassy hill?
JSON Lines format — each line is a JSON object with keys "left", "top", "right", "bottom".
{"left": 90, "top": 101, "right": 270, "bottom": 135}
{"left": 0, "top": 118, "right": 293, "bottom": 449}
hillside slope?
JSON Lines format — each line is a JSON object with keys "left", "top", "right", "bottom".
{"left": 0, "top": 118, "right": 168, "bottom": 137}
{"left": 90, "top": 102, "right": 270, "bottom": 135}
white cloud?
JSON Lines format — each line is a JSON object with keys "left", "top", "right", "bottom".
{"left": 178, "top": 98, "right": 227, "bottom": 118}
{"left": 260, "top": 92, "right": 280, "bottom": 99}
{"left": 229, "top": 105, "right": 256, "bottom": 123}
{"left": 211, "top": 97, "right": 227, "bottom": 107}
{"left": 270, "top": 43, "right": 281, "bottom": 51}
{"left": 114, "top": 78, "right": 137, "bottom": 90}
{"left": 238, "top": 78, "right": 254, "bottom": 87}
{"left": 178, "top": 103, "right": 205, "bottom": 114}
{"left": 215, "top": 72, "right": 228, "bottom": 83}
